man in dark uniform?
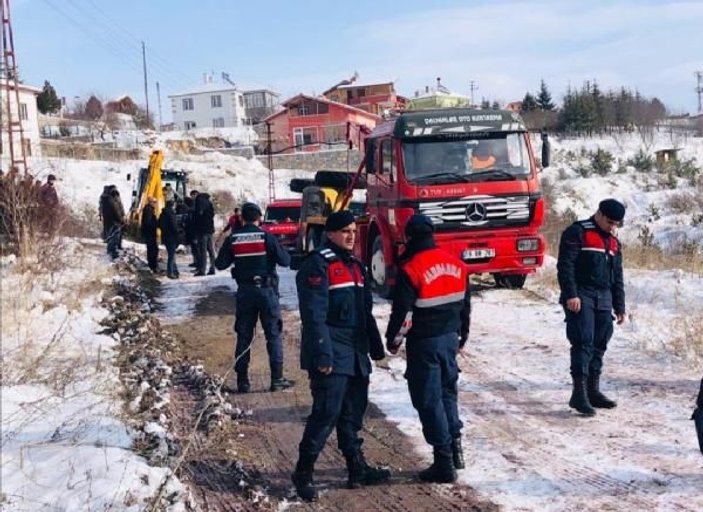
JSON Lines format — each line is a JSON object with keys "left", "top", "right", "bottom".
{"left": 214, "top": 202, "right": 293, "bottom": 393}
{"left": 140, "top": 197, "right": 159, "bottom": 273}
{"left": 557, "top": 198, "right": 627, "bottom": 416}
{"left": 385, "top": 214, "right": 471, "bottom": 484}
{"left": 291, "top": 210, "right": 389, "bottom": 502}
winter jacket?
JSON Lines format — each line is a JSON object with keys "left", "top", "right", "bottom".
{"left": 295, "top": 242, "right": 384, "bottom": 376}
{"left": 140, "top": 204, "right": 158, "bottom": 239}
{"left": 386, "top": 237, "right": 471, "bottom": 348}
{"left": 193, "top": 193, "right": 215, "bottom": 235}
{"left": 557, "top": 217, "right": 626, "bottom": 314}
{"left": 158, "top": 206, "right": 180, "bottom": 246}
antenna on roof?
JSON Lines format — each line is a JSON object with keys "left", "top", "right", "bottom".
{"left": 221, "top": 72, "right": 236, "bottom": 88}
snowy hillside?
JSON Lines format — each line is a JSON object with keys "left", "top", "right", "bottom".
{"left": 3, "top": 131, "right": 702, "bottom": 511}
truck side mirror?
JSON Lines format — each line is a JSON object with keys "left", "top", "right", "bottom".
{"left": 541, "top": 132, "right": 551, "bottom": 168}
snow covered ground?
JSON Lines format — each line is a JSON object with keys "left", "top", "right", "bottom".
{"left": 0, "top": 240, "right": 187, "bottom": 511}
{"left": 3, "top": 131, "right": 702, "bottom": 510}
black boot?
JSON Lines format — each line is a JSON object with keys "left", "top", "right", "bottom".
{"left": 587, "top": 374, "right": 617, "bottom": 408}
{"left": 291, "top": 452, "right": 318, "bottom": 502}
{"left": 344, "top": 450, "right": 391, "bottom": 489}
{"left": 419, "top": 446, "right": 457, "bottom": 483}
{"left": 569, "top": 376, "right": 596, "bottom": 416}
{"left": 270, "top": 365, "right": 294, "bottom": 392}
{"left": 237, "top": 372, "right": 250, "bottom": 394}
{"left": 451, "top": 436, "right": 465, "bottom": 470}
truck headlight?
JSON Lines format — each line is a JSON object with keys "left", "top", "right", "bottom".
{"left": 517, "top": 238, "right": 538, "bottom": 252}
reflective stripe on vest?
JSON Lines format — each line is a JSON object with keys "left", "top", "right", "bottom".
{"left": 231, "top": 232, "right": 266, "bottom": 257}
{"left": 327, "top": 259, "right": 364, "bottom": 289}
{"left": 580, "top": 221, "right": 618, "bottom": 256}
{"left": 403, "top": 248, "right": 468, "bottom": 309}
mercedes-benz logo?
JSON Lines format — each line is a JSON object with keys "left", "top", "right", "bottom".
{"left": 465, "top": 202, "right": 487, "bottom": 222}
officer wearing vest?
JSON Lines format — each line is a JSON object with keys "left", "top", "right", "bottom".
{"left": 291, "top": 210, "right": 389, "bottom": 502}
{"left": 214, "top": 202, "right": 293, "bottom": 393}
{"left": 557, "top": 198, "right": 627, "bottom": 416}
{"left": 386, "top": 214, "right": 471, "bottom": 484}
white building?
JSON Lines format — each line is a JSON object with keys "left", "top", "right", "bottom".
{"left": 0, "top": 79, "right": 42, "bottom": 166}
{"left": 168, "top": 75, "right": 246, "bottom": 131}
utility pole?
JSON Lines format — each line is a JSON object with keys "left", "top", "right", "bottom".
{"left": 266, "top": 122, "right": 274, "bottom": 203}
{"left": 468, "top": 80, "right": 479, "bottom": 107}
{"left": 156, "top": 81, "right": 162, "bottom": 131}
{"left": 695, "top": 71, "right": 703, "bottom": 113}
{"left": 1, "top": 0, "right": 27, "bottom": 174}
{"left": 142, "top": 41, "right": 150, "bottom": 126}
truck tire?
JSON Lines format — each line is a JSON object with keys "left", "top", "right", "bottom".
{"left": 493, "top": 273, "right": 527, "bottom": 289}
{"left": 289, "top": 178, "right": 315, "bottom": 194}
{"left": 370, "top": 234, "right": 392, "bottom": 298}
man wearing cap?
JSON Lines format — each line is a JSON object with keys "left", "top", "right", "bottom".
{"left": 214, "top": 201, "right": 292, "bottom": 393}
{"left": 385, "top": 214, "right": 471, "bottom": 484}
{"left": 291, "top": 210, "right": 389, "bottom": 502}
{"left": 557, "top": 198, "right": 627, "bottom": 416}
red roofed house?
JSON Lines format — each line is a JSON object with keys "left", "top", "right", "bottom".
{"left": 263, "top": 94, "right": 380, "bottom": 154}
{"left": 323, "top": 78, "right": 406, "bottom": 116}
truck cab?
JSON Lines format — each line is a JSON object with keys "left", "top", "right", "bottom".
{"left": 261, "top": 198, "right": 302, "bottom": 250}
{"left": 354, "top": 108, "right": 549, "bottom": 296}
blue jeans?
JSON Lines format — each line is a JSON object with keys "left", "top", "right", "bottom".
{"left": 165, "top": 242, "right": 179, "bottom": 276}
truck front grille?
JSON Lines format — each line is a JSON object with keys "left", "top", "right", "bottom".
{"left": 418, "top": 194, "right": 531, "bottom": 228}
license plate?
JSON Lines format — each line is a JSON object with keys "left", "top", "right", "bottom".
{"left": 462, "top": 248, "right": 495, "bottom": 260}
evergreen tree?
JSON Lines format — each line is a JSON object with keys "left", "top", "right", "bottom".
{"left": 36, "top": 80, "right": 62, "bottom": 114}
{"left": 480, "top": 98, "right": 491, "bottom": 110}
{"left": 521, "top": 92, "right": 538, "bottom": 112}
{"left": 491, "top": 100, "right": 501, "bottom": 110}
{"left": 536, "top": 79, "right": 555, "bottom": 111}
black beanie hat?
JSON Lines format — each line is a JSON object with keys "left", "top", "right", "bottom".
{"left": 405, "top": 214, "right": 434, "bottom": 239}
{"left": 325, "top": 210, "right": 355, "bottom": 231}
{"left": 241, "top": 202, "right": 262, "bottom": 221}
{"left": 598, "top": 198, "right": 626, "bottom": 222}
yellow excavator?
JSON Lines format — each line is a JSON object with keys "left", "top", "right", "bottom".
{"left": 126, "top": 150, "right": 188, "bottom": 241}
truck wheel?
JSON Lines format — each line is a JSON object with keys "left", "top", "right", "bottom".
{"left": 493, "top": 273, "right": 527, "bottom": 289}
{"left": 370, "top": 235, "right": 392, "bottom": 298}
{"left": 306, "top": 226, "right": 323, "bottom": 251}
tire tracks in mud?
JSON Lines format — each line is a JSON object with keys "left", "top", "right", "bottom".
{"left": 162, "top": 282, "right": 497, "bottom": 511}
{"left": 459, "top": 287, "right": 699, "bottom": 511}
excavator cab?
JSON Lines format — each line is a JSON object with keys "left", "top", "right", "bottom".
{"left": 126, "top": 150, "right": 188, "bottom": 242}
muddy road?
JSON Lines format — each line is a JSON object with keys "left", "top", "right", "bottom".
{"left": 161, "top": 279, "right": 496, "bottom": 511}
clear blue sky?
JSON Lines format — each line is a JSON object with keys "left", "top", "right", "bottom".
{"left": 11, "top": 0, "right": 703, "bottom": 119}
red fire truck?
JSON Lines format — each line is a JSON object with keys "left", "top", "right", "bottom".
{"left": 348, "top": 107, "right": 550, "bottom": 296}
{"left": 261, "top": 198, "right": 303, "bottom": 250}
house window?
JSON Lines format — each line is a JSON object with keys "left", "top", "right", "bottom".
{"left": 184, "top": 121, "right": 196, "bottom": 129}
{"left": 211, "top": 95, "right": 222, "bottom": 108}
{"left": 212, "top": 117, "right": 225, "bottom": 128}
{"left": 19, "top": 103, "right": 28, "bottom": 121}
{"left": 357, "top": 88, "right": 366, "bottom": 98}
{"left": 293, "top": 127, "right": 316, "bottom": 150}
{"left": 297, "top": 105, "right": 310, "bottom": 116}
{"left": 182, "top": 98, "right": 194, "bottom": 111}
{"left": 23, "top": 138, "right": 31, "bottom": 156}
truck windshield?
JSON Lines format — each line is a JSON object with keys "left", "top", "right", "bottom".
{"left": 265, "top": 206, "right": 300, "bottom": 223}
{"left": 402, "top": 133, "right": 531, "bottom": 184}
